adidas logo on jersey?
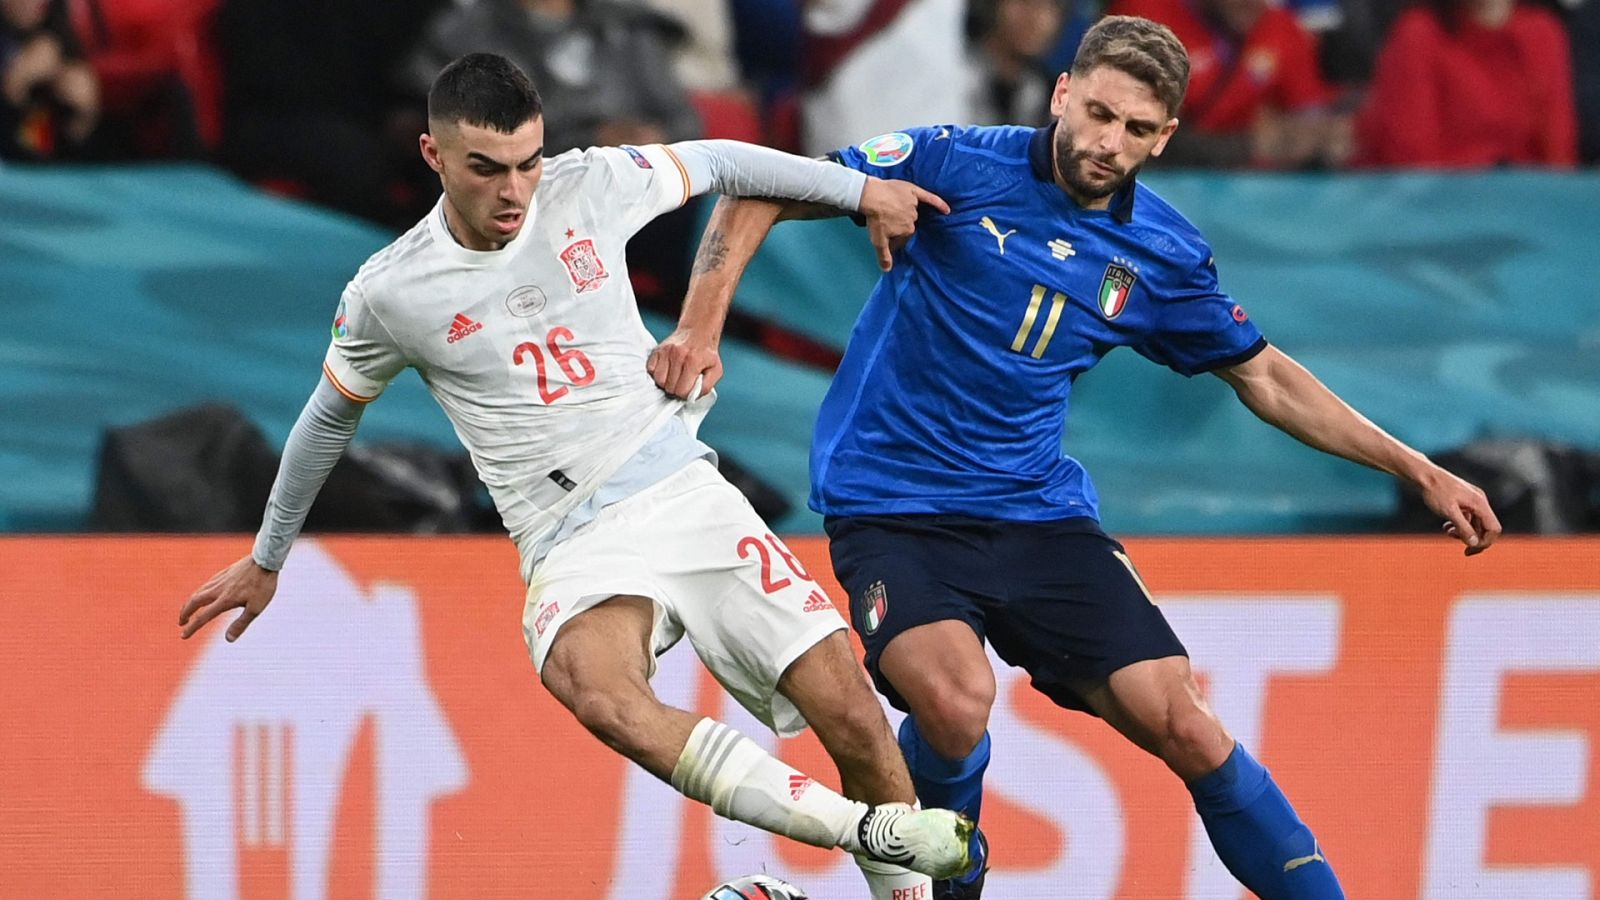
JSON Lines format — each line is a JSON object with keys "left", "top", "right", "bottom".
{"left": 802, "top": 591, "right": 833, "bottom": 613}
{"left": 788, "top": 775, "right": 813, "bottom": 801}
{"left": 446, "top": 313, "right": 482, "bottom": 344}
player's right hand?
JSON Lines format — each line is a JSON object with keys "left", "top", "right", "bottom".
{"left": 858, "top": 177, "right": 949, "bottom": 272}
{"left": 179, "top": 555, "right": 280, "bottom": 642}
{"left": 648, "top": 328, "right": 723, "bottom": 399}
{"left": 1419, "top": 467, "right": 1502, "bottom": 556}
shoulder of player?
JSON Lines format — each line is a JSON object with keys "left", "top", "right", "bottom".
{"left": 1125, "top": 182, "right": 1214, "bottom": 278}
{"left": 535, "top": 144, "right": 670, "bottom": 201}
{"left": 941, "top": 124, "right": 1034, "bottom": 163}
{"left": 348, "top": 216, "right": 437, "bottom": 304}
{"left": 899, "top": 124, "right": 1036, "bottom": 192}
{"left": 543, "top": 145, "right": 604, "bottom": 180}
{"left": 552, "top": 144, "right": 656, "bottom": 183}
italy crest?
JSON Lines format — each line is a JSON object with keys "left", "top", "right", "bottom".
{"left": 861, "top": 580, "right": 888, "bottom": 635}
{"left": 1098, "top": 263, "right": 1137, "bottom": 319}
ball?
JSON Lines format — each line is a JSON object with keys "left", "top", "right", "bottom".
{"left": 699, "top": 873, "right": 809, "bottom": 900}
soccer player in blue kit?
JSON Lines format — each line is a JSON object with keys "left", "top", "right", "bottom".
{"left": 650, "top": 16, "right": 1502, "bottom": 900}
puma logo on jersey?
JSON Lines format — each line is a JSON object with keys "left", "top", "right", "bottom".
{"left": 1283, "top": 845, "right": 1327, "bottom": 872}
{"left": 446, "top": 313, "right": 482, "bottom": 344}
{"left": 980, "top": 217, "right": 1017, "bottom": 254}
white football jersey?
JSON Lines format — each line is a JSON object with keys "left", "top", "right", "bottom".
{"left": 323, "top": 143, "right": 711, "bottom": 576}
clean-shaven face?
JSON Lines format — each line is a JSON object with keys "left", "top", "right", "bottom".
{"left": 421, "top": 117, "right": 546, "bottom": 250}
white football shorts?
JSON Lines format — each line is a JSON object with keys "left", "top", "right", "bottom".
{"left": 523, "top": 459, "right": 847, "bottom": 736}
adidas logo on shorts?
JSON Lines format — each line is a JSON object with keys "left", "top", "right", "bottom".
{"left": 788, "top": 775, "right": 813, "bottom": 801}
{"left": 802, "top": 591, "right": 833, "bottom": 613}
{"left": 447, "top": 313, "right": 483, "bottom": 343}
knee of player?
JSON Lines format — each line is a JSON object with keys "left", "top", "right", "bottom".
{"left": 567, "top": 687, "right": 650, "bottom": 751}
{"left": 914, "top": 685, "right": 995, "bottom": 759}
{"left": 1159, "top": 702, "right": 1230, "bottom": 773}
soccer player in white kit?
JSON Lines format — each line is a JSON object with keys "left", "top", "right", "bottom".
{"left": 177, "top": 54, "right": 971, "bottom": 896}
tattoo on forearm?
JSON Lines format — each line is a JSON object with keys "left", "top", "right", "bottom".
{"left": 693, "top": 229, "right": 730, "bottom": 275}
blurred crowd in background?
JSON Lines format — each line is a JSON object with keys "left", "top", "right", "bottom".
{"left": 3, "top": 0, "right": 1595, "bottom": 298}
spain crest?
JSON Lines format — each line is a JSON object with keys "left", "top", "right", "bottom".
{"left": 1098, "top": 263, "right": 1137, "bottom": 319}
{"left": 560, "top": 238, "right": 609, "bottom": 293}
{"left": 861, "top": 580, "right": 888, "bottom": 635}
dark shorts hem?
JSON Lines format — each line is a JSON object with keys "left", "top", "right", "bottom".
{"left": 825, "top": 513, "right": 1189, "bottom": 717}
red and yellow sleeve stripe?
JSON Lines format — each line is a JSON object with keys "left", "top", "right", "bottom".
{"left": 322, "top": 362, "right": 377, "bottom": 403}
{"left": 660, "top": 144, "right": 692, "bottom": 209}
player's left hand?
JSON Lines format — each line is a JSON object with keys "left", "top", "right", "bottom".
{"left": 179, "top": 555, "right": 280, "bottom": 642}
{"left": 858, "top": 177, "right": 949, "bottom": 271}
{"left": 1418, "top": 467, "right": 1502, "bottom": 556}
{"left": 648, "top": 328, "right": 722, "bottom": 399}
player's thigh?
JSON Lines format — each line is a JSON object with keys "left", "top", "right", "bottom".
{"left": 985, "top": 526, "right": 1188, "bottom": 715}
{"left": 539, "top": 594, "right": 658, "bottom": 709}
{"left": 654, "top": 465, "right": 848, "bottom": 736}
{"left": 823, "top": 514, "right": 993, "bottom": 714}
{"left": 523, "top": 489, "right": 688, "bottom": 680}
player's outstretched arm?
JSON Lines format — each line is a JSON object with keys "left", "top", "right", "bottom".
{"left": 667, "top": 140, "right": 948, "bottom": 272}
{"left": 1215, "top": 345, "right": 1502, "bottom": 555}
{"left": 178, "top": 377, "right": 368, "bottom": 640}
{"left": 648, "top": 180, "right": 947, "bottom": 399}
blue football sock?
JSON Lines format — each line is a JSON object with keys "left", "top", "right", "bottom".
{"left": 1188, "top": 742, "right": 1345, "bottom": 899}
{"left": 898, "top": 716, "right": 989, "bottom": 881}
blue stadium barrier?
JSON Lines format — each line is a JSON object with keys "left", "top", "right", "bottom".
{"left": 1, "top": 164, "right": 1595, "bottom": 534}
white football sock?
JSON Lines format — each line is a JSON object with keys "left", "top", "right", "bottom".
{"left": 670, "top": 717, "right": 867, "bottom": 850}
{"left": 856, "top": 854, "right": 934, "bottom": 900}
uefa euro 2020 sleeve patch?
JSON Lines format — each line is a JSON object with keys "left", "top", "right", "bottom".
{"left": 331, "top": 297, "right": 349, "bottom": 339}
{"left": 858, "top": 132, "right": 915, "bottom": 167}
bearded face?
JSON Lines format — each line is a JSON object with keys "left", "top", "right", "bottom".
{"left": 1046, "top": 66, "right": 1179, "bottom": 207}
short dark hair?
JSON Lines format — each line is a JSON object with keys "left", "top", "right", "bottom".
{"left": 428, "top": 53, "right": 543, "bottom": 133}
{"left": 1070, "top": 15, "right": 1190, "bottom": 118}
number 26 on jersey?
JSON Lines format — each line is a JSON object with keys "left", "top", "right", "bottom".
{"left": 513, "top": 327, "right": 596, "bottom": 404}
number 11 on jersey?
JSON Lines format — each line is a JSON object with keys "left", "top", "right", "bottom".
{"left": 1011, "top": 284, "right": 1067, "bottom": 359}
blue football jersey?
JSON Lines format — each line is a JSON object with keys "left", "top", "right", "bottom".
{"left": 812, "top": 125, "right": 1267, "bottom": 521}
